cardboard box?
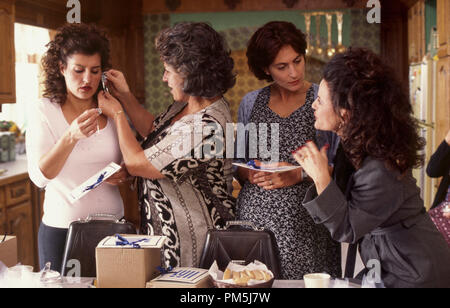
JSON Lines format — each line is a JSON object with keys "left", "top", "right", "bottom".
{"left": 146, "top": 267, "right": 213, "bottom": 288}
{"left": 0, "top": 236, "right": 18, "bottom": 267}
{"left": 95, "top": 234, "right": 166, "bottom": 288}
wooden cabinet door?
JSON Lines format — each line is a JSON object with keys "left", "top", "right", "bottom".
{"left": 0, "top": 188, "right": 5, "bottom": 235}
{"left": 0, "top": 207, "right": 6, "bottom": 236}
{"left": 437, "top": 0, "right": 450, "bottom": 57}
{"left": 6, "top": 201, "right": 35, "bottom": 267}
{"left": 408, "top": 1, "right": 425, "bottom": 63}
{"left": 436, "top": 56, "right": 450, "bottom": 145}
{"left": 0, "top": 0, "right": 16, "bottom": 105}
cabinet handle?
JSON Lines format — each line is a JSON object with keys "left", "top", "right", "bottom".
{"left": 12, "top": 188, "right": 26, "bottom": 198}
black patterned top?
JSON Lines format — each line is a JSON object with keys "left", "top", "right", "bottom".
{"left": 236, "top": 85, "right": 341, "bottom": 279}
{"left": 138, "top": 98, "right": 235, "bottom": 268}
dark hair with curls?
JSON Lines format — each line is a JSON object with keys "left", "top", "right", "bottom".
{"left": 323, "top": 47, "right": 425, "bottom": 174}
{"left": 41, "top": 23, "right": 111, "bottom": 104}
{"left": 155, "top": 22, "right": 236, "bottom": 98}
{"left": 246, "top": 21, "right": 307, "bottom": 82}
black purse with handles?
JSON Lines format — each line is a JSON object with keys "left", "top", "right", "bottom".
{"left": 61, "top": 214, "right": 136, "bottom": 278}
{"left": 199, "top": 221, "right": 282, "bottom": 279}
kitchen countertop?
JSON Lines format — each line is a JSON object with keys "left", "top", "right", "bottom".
{"left": 0, "top": 154, "right": 29, "bottom": 184}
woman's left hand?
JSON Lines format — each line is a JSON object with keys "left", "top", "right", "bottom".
{"left": 252, "top": 162, "right": 303, "bottom": 190}
{"left": 105, "top": 164, "right": 130, "bottom": 185}
{"left": 292, "top": 141, "right": 331, "bottom": 194}
{"left": 98, "top": 91, "right": 124, "bottom": 119}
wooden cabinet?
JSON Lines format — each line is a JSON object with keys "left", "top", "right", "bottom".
{"left": 408, "top": 0, "right": 426, "bottom": 63}
{"left": 0, "top": 0, "right": 16, "bottom": 106}
{"left": 437, "top": 0, "right": 450, "bottom": 58}
{"left": 436, "top": 56, "right": 450, "bottom": 145}
{"left": 6, "top": 200, "right": 34, "bottom": 267}
{"left": 0, "top": 174, "right": 36, "bottom": 268}
{"left": 0, "top": 192, "right": 6, "bottom": 235}
{"left": 435, "top": 0, "right": 450, "bottom": 145}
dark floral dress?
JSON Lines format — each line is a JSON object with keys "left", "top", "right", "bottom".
{"left": 236, "top": 86, "right": 341, "bottom": 279}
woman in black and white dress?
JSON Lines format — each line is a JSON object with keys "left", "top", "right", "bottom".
{"left": 99, "top": 22, "right": 236, "bottom": 268}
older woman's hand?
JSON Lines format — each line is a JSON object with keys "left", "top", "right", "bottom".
{"left": 292, "top": 141, "right": 331, "bottom": 194}
{"left": 105, "top": 164, "right": 131, "bottom": 185}
{"left": 104, "top": 69, "right": 131, "bottom": 97}
{"left": 98, "top": 91, "right": 124, "bottom": 119}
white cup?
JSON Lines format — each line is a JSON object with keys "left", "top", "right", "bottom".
{"left": 303, "top": 273, "right": 331, "bottom": 288}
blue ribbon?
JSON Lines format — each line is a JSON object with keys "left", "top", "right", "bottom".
{"left": 83, "top": 172, "right": 107, "bottom": 192}
{"left": 156, "top": 266, "right": 176, "bottom": 275}
{"left": 115, "top": 234, "right": 149, "bottom": 249}
{"left": 247, "top": 160, "right": 261, "bottom": 169}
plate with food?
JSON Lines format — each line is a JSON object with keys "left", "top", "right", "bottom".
{"left": 208, "top": 260, "right": 274, "bottom": 288}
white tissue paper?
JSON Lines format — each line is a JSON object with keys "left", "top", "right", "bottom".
{"left": 208, "top": 260, "right": 274, "bottom": 286}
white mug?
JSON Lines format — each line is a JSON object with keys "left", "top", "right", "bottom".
{"left": 303, "top": 273, "right": 331, "bottom": 288}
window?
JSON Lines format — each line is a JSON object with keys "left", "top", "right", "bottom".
{"left": 0, "top": 23, "right": 51, "bottom": 134}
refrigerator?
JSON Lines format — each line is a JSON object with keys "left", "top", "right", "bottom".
{"left": 409, "top": 57, "right": 437, "bottom": 210}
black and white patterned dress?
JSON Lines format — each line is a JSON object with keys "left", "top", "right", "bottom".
{"left": 138, "top": 98, "right": 235, "bottom": 268}
{"left": 236, "top": 86, "right": 341, "bottom": 279}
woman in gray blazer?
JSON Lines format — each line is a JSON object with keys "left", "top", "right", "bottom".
{"left": 293, "top": 47, "right": 450, "bottom": 288}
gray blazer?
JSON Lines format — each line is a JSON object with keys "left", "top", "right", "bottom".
{"left": 303, "top": 157, "right": 450, "bottom": 288}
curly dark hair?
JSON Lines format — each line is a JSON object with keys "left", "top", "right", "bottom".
{"left": 323, "top": 47, "right": 425, "bottom": 174}
{"left": 41, "top": 23, "right": 111, "bottom": 104}
{"left": 246, "top": 21, "right": 307, "bottom": 82}
{"left": 155, "top": 22, "right": 236, "bottom": 98}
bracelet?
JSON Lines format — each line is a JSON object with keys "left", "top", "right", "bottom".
{"left": 114, "top": 110, "right": 124, "bottom": 118}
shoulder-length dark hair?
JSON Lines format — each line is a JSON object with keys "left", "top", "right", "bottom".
{"left": 246, "top": 21, "right": 307, "bottom": 82}
{"left": 155, "top": 22, "right": 236, "bottom": 98}
{"left": 323, "top": 47, "right": 425, "bottom": 174}
{"left": 41, "top": 23, "right": 111, "bottom": 104}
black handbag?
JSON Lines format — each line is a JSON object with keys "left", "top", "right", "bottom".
{"left": 61, "top": 214, "right": 137, "bottom": 277}
{"left": 199, "top": 221, "right": 282, "bottom": 279}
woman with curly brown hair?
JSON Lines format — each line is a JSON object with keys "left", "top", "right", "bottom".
{"left": 26, "top": 23, "right": 126, "bottom": 272}
{"left": 98, "top": 22, "right": 236, "bottom": 268}
{"left": 293, "top": 47, "right": 450, "bottom": 287}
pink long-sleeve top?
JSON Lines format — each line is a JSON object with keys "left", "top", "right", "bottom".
{"left": 26, "top": 98, "right": 124, "bottom": 229}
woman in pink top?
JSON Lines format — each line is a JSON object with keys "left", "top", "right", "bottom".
{"left": 26, "top": 24, "right": 125, "bottom": 272}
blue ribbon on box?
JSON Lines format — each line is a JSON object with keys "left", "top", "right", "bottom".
{"left": 157, "top": 266, "right": 176, "bottom": 275}
{"left": 246, "top": 160, "right": 261, "bottom": 169}
{"left": 115, "top": 234, "right": 149, "bottom": 249}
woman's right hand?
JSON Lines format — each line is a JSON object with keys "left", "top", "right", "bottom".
{"left": 67, "top": 109, "right": 101, "bottom": 142}
{"left": 104, "top": 69, "right": 131, "bottom": 97}
{"left": 292, "top": 141, "right": 331, "bottom": 194}
{"left": 445, "top": 129, "right": 450, "bottom": 145}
